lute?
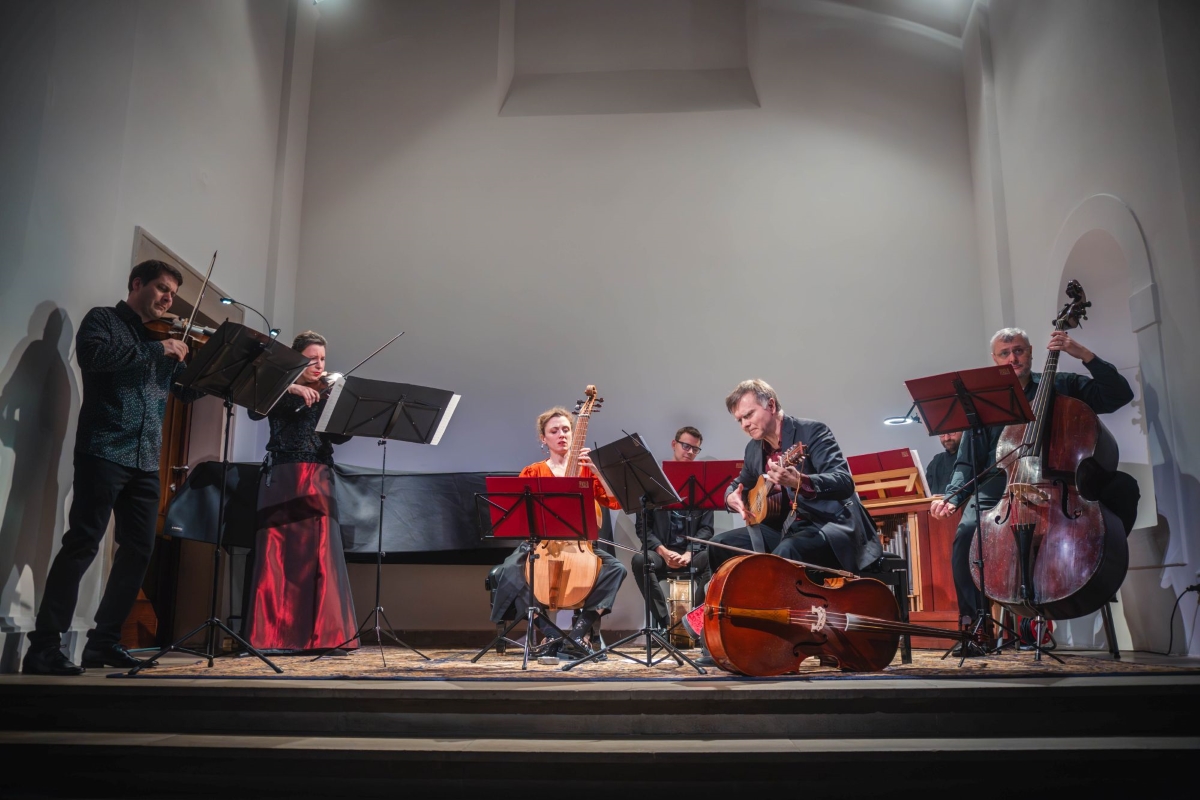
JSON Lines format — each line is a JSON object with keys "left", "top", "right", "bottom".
{"left": 744, "top": 441, "right": 807, "bottom": 525}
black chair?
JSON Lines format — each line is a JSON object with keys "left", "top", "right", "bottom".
{"left": 862, "top": 551, "right": 912, "bottom": 664}
{"left": 484, "top": 564, "right": 515, "bottom": 654}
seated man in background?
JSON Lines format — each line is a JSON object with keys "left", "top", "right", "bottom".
{"left": 924, "top": 431, "right": 963, "bottom": 496}
{"left": 632, "top": 426, "right": 715, "bottom": 629}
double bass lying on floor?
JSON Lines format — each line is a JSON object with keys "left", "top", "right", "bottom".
{"left": 699, "top": 551, "right": 963, "bottom": 675}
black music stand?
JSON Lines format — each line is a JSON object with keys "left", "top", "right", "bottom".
{"left": 471, "top": 478, "right": 596, "bottom": 669}
{"left": 562, "top": 434, "right": 706, "bottom": 674}
{"left": 129, "top": 321, "right": 310, "bottom": 675}
{"left": 905, "top": 365, "right": 1035, "bottom": 664}
{"left": 313, "top": 376, "right": 460, "bottom": 665}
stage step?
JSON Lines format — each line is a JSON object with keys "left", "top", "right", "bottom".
{"left": 3, "top": 674, "right": 1198, "bottom": 739}
{"left": 1, "top": 730, "right": 1195, "bottom": 796}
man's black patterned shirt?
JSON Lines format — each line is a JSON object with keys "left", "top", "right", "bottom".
{"left": 74, "top": 301, "right": 197, "bottom": 472}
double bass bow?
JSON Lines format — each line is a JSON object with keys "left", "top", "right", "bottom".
{"left": 973, "top": 280, "right": 1127, "bottom": 620}
{"left": 687, "top": 542, "right": 964, "bottom": 675}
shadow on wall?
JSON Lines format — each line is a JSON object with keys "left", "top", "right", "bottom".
{"left": 0, "top": 302, "right": 78, "bottom": 672}
{"left": 1122, "top": 380, "right": 1200, "bottom": 654}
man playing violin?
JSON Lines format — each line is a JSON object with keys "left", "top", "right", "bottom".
{"left": 930, "top": 327, "right": 1138, "bottom": 643}
{"left": 715, "top": 380, "right": 881, "bottom": 576}
{"left": 23, "top": 260, "right": 202, "bottom": 675}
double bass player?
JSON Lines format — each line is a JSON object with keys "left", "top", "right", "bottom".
{"left": 930, "top": 327, "right": 1140, "bottom": 649}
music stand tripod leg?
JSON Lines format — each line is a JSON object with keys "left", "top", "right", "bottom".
{"left": 130, "top": 398, "right": 282, "bottom": 675}
{"left": 316, "top": 438, "right": 427, "bottom": 666}
{"left": 563, "top": 500, "right": 705, "bottom": 674}
{"left": 470, "top": 533, "right": 573, "bottom": 668}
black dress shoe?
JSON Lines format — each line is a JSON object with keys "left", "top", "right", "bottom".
{"left": 81, "top": 643, "right": 144, "bottom": 669}
{"left": 22, "top": 647, "right": 85, "bottom": 676}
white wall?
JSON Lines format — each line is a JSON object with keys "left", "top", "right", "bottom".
{"left": 0, "top": 0, "right": 307, "bottom": 668}
{"left": 966, "top": 0, "right": 1200, "bottom": 653}
{"left": 298, "top": 0, "right": 981, "bottom": 631}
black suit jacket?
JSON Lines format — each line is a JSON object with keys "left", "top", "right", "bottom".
{"left": 635, "top": 508, "right": 715, "bottom": 551}
{"left": 725, "top": 414, "right": 881, "bottom": 572}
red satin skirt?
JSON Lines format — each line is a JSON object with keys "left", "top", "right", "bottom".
{"left": 245, "top": 462, "right": 358, "bottom": 651}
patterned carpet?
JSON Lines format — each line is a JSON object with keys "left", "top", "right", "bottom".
{"left": 116, "top": 643, "right": 1200, "bottom": 681}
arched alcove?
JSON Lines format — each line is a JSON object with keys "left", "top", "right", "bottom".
{"left": 1041, "top": 194, "right": 1187, "bottom": 653}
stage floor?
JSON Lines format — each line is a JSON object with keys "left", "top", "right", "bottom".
{"left": 72, "top": 643, "right": 1200, "bottom": 681}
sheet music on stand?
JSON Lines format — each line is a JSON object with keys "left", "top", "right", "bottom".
{"left": 312, "top": 374, "right": 461, "bottom": 666}
{"left": 316, "top": 375, "right": 460, "bottom": 444}
{"left": 178, "top": 320, "right": 311, "bottom": 415}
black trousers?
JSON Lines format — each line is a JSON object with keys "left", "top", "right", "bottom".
{"left": 30, "top": 453, "right": 160, "bottom": 651}
{"left": 709, "top": 523, "right": 841, "bottom": 577}
{"left": 631, "top": 544, "right": 711, "bottom": 626}
{"left": 489, "top": 544, "right": 628, "bottom": 624}
{"left": 951, "top": 502, "right": 987, "bottom": 620}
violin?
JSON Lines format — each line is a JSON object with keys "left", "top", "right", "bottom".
{"left": 144, "top": 314, "right": 215, "bottom": 351}
{"left": 526, "top": 385, "right": 604, "bottom": 611}
{"left": 700, "top": 551, "right": 964, "bottom": 675}
{"left": 974, "top": 280, "right": 1127, "bottom": 620}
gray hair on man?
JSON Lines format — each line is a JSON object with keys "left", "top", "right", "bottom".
{"left": 990, "top": 327, "right": 1030, "bottom": 351}
{"left": 725, "top": 379, "right": 780, "bottom": 413}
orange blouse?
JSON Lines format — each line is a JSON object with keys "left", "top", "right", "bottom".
{"left": 519, "top": 461, "right": 621, "bottom": 527}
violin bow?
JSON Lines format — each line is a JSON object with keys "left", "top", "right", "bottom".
{"left": 182, "top": 250, "right": 217, "bottom": 345}
{"left": 332, "top": 330, "right": 405, "bottom": 382}
{"left": 684, "top": 535, "right": 856, "bottom": 579}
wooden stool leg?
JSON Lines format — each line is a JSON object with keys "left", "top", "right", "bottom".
{"left": 1100, "top": 601, "right": 1120, "bottom": 660}
{"left": 897, "top": 567, "right": 912, "bottom": 665}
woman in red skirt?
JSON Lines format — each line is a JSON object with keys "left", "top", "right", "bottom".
{"left": 245, "top": 330, "right": 357, "bottom": 653}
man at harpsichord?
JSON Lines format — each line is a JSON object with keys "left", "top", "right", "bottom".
{"left": 713, "top": 380, "right": 881, "bottom": 576}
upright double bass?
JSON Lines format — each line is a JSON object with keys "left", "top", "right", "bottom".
{"left": 973, "top": 280, "right": 1128, "bottom": 620}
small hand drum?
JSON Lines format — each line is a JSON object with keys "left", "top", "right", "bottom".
{"left": 666, "top": 576, "right": 696, "bottom": 648}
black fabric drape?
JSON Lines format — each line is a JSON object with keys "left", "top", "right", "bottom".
{"left": 164, "top": 462, "right": 519, "bottom": 563}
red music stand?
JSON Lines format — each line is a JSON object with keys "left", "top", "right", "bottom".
{"left": 471, "top": 476, "right": 596, "bottom": 669}
{"left": 484, "top": 476, "right": 598, "bottom": 541}
{"left": 904, "top": 365, "right": 1034, "bottom": 664}
{"left": 663, "top": 460, "right": 744, "bottom": 511}
{"left": 905, "top": 365, "right": 1034, "bottom": 438}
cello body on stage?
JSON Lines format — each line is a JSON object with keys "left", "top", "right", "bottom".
{"left": 973, "top": 281, "right": 1128, "bottom": 620}
{"left": 702, "top": 553, "right": 961, "bottom": 675}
